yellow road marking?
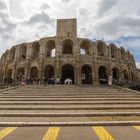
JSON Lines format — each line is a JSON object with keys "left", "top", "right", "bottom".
{"left": 133, "top": 126, "right": 140, "bottom": 131}
{"left": 42, "top": 127, "right": 60, "bottom": 140}
{"left": 0, "top": 127, "right": 17, "bottom": 139}
{"left": 92, "top": 126, "right": 114, "bottom": 140}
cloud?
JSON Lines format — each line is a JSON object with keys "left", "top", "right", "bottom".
{"left": 40, "top": 3, "right": 50, "bottom": 10}
{"left": 97, "top": 0, "right": 117, "bottom": 16}
{"left": 93, "top": 15, "right": 140, "bottom": 40}
{"left": 0, "top": 0, "right": 140, "bottom": 67}
{"left": 62, "top": 0, "right": 72, "bottom": 3}
{"left": 25, "top": 11, "right": 54, "bottom": 26}
{"left": 0, "top": 0, "right": 7, "bottom": 10}
{"left": 136, "top": 63, "right": 140, "bottom": 69}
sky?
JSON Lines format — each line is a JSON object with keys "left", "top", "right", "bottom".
{"left": 0, "top": 0, "right": 140, "bottom": 68}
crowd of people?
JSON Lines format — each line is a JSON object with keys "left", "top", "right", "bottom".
{"left": 3, "top": 76, "right": 73, "bottom": 86}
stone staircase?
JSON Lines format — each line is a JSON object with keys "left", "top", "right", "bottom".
{"left": 0, "top": 85, "right": 140, "bottom": 126}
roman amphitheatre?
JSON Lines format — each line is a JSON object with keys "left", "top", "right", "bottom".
{"left": 0, "top": 18, "right": 139, "bottom": 85}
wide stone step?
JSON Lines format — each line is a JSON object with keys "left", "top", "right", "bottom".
{"left": 0, "top": 112, "right": 140, "bottom": 117}
{"left": 0, "top": 98, "right": 140, "bottom": 101}
{"left": 0, "top": 92, "right": 134, "bottom": 96}
{"left": 1, "top": 105, "right": 140, "bottom": 110}
{"left": 0, "top": 95, "right": 139, "bottom": 98}
{"left": 1, "top": 109, "right": 140, "bottom": 113}
{"left": 1, "top": 101, "right": 140, "bottom": 105}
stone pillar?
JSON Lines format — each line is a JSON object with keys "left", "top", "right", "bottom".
{"left": 26, "top": 44, "right": 32, "bottom": 59}
{"left": 15, "top": 47, "right": 19, "bottom": 61}
{"left": 55, "top": 40, "right": 61, "bottom": 79}
{"left": 39, "top": 41, "right": 45, "bottom": 59}
{"left": 77, "top": 64, "right": 81, "bottom": 85}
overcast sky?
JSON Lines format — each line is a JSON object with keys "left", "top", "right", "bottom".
{"left": 0, "top": 0, "right": 140, "bottom": 68}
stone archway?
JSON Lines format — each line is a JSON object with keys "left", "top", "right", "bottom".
{"left": 110, "top": 44, "right": 118, "bottom": 58}
{"left": 19, "top": 44, "right": 27, "bottom": 59}
{"left": 81, "top": 65, "right": 92, "bottom": 84}
{"left": 6, "top": 69, "right": 13, "bottom": 84}
{"left": 61, "top": 64, "right": 74, "bottom": 84}
{"left": 7, "top": 69, "right": 12, "bottom": 79}
{"left": 97, "top": 41, "right": 106, "bottom": 56}
{"left": 30, "top": 67, "right": 38, "bottom": 79}
{"left": 45, "top": 40, "right": 56, "bottom": 57}
{"left": 80, "top": 40, "right": 91, "bottom": 55}
{"left": 131, "top": 71, "right": 134, "bottom": 82}
{"left": 62, "top": 39, "right": 73, "bottom": 54}
{"left": 98, "top": 66, "right": 108, "bottom": 84}
{"left": 123, "top": 70, "right": 129, "bottom": 83}
{"left": 10, "top": 48, "right": 16, "bottom": 61}
{"left": 44, "top": 65, "right": 54, "bottom": 80}
{"left": 17, "top": 68, "right": 25, "bottom": 81}
{"left": 31, "top": 42, "right": 40, "bottom": 59}
{"left": 112, "top": 67, "right": 119, "bottom": 84}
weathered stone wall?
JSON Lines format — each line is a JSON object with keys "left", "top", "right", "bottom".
{"left": 0, "top": 19, "right": 138, "bottom": 85}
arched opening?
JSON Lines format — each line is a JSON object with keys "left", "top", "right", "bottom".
{"left": 110, "top": 44, "right": 117, "bottom": 58}
{"left": 81, "top": 65, "right": 92, "bottom": 84}
{"left": 45, "top": 40, "right": 56, "bottom": 57}
{"left": 30, "top": 67, "right": 38, "bottom": 79}
{"left": 19, "top": 44, "right": 27, "bottom": 60}
{"left": 62, "top": 39, "right": 73, "bottom": 54}
{"left": 44, "top": 65, "right": 54, "bottom": 80}
{"left": 80, "top": 48, "right": 86, "bottom": 55}
{"left": 99, "top": 66, "right": 108, "bottom": 84}
{"left": 10, "top": 48, "right": 16, "bottom": 61}
{"left": 61, "top": 64, "right": 74, "bottom": 84}
{"left": 123, "top": 70, "right": 129, "bottom": 83}
{"left": 80, "top": 40, "right": 91, "bottom": 55}
{"left": 32, "top": 42, "right": 40, "bottom": 59}
{"left": 131, "top": 71, "right": 134, "bottom": 82}
{"left": 120, "top": 47, "right": 126, "bottom": 60}
{"left": 97, "top": 41, "right": 106, "bottom": 56}
{"left": 7, "top": 69, "right": 12, "bottom": 79}
{"left": 6, "top": 69, "right": 13, "bottom": 84}
{"left": 17, "top": 68, "right": 25, "bottom": 82}
{"left": 112, "top": 67, "right": 119, "bottom": 84}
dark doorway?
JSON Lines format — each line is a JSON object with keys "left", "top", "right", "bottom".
{"left": 30, "top": 67, "right": 38, "bottom": 79}
{"left": 17, "top": 68, "right": 25, "bottom": 82}
{"left": 112, "top": 67, "right": 119, "bottom": 84}
{"left": 81, "top": 65, "right": 92, "bottom": 84}
{"left": 131, "top": 72, "right": 134, "bottom": 82}
{"left": 61, "top": 64, "right": 74, "bottom": 84}
{"left": 99, "top": 66, "right": 108, "bottom": 84}
{"left": 44, "top": 65, "right": 54, "bottom": 79}
{"left": 123, "top": 70, "right": 129, "bottom": 84}
{"left": 7, "top": 69, "right": 12, "bottom": 79}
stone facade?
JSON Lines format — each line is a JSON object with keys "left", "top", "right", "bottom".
{"left": 0, "top": 18, "right": 139, "bottom": 85}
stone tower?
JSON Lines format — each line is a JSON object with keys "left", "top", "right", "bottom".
{"left": 57, "top": 18, "right": 77, "bottom": 38}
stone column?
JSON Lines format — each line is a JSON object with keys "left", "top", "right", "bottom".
{"left": 26, "top": 44, "right": 32, "bottom": 59}
{"left": 55, "top": 40, "right": 61, "bottom": 79}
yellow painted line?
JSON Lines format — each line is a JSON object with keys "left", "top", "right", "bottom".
{"left": 133, "top": 126, "right": 140, "bottom": 131}
{"left": 0, "top": 127, "right": 17, "bottom": 139}
{"left": 42, "top": 127, "right": 60, "bottom": 140}
{"left": 92, "top": 126, "right": 114, "bottom": 140}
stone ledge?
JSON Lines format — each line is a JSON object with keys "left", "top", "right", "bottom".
{"left": 112, "top": 85, "right": 140, "bottom": 94}
{"left": 0, "top": 85, "right": 23, "bottom": 92}
{"left": 1, "top": 121, "right": 140, "bottom": 127}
